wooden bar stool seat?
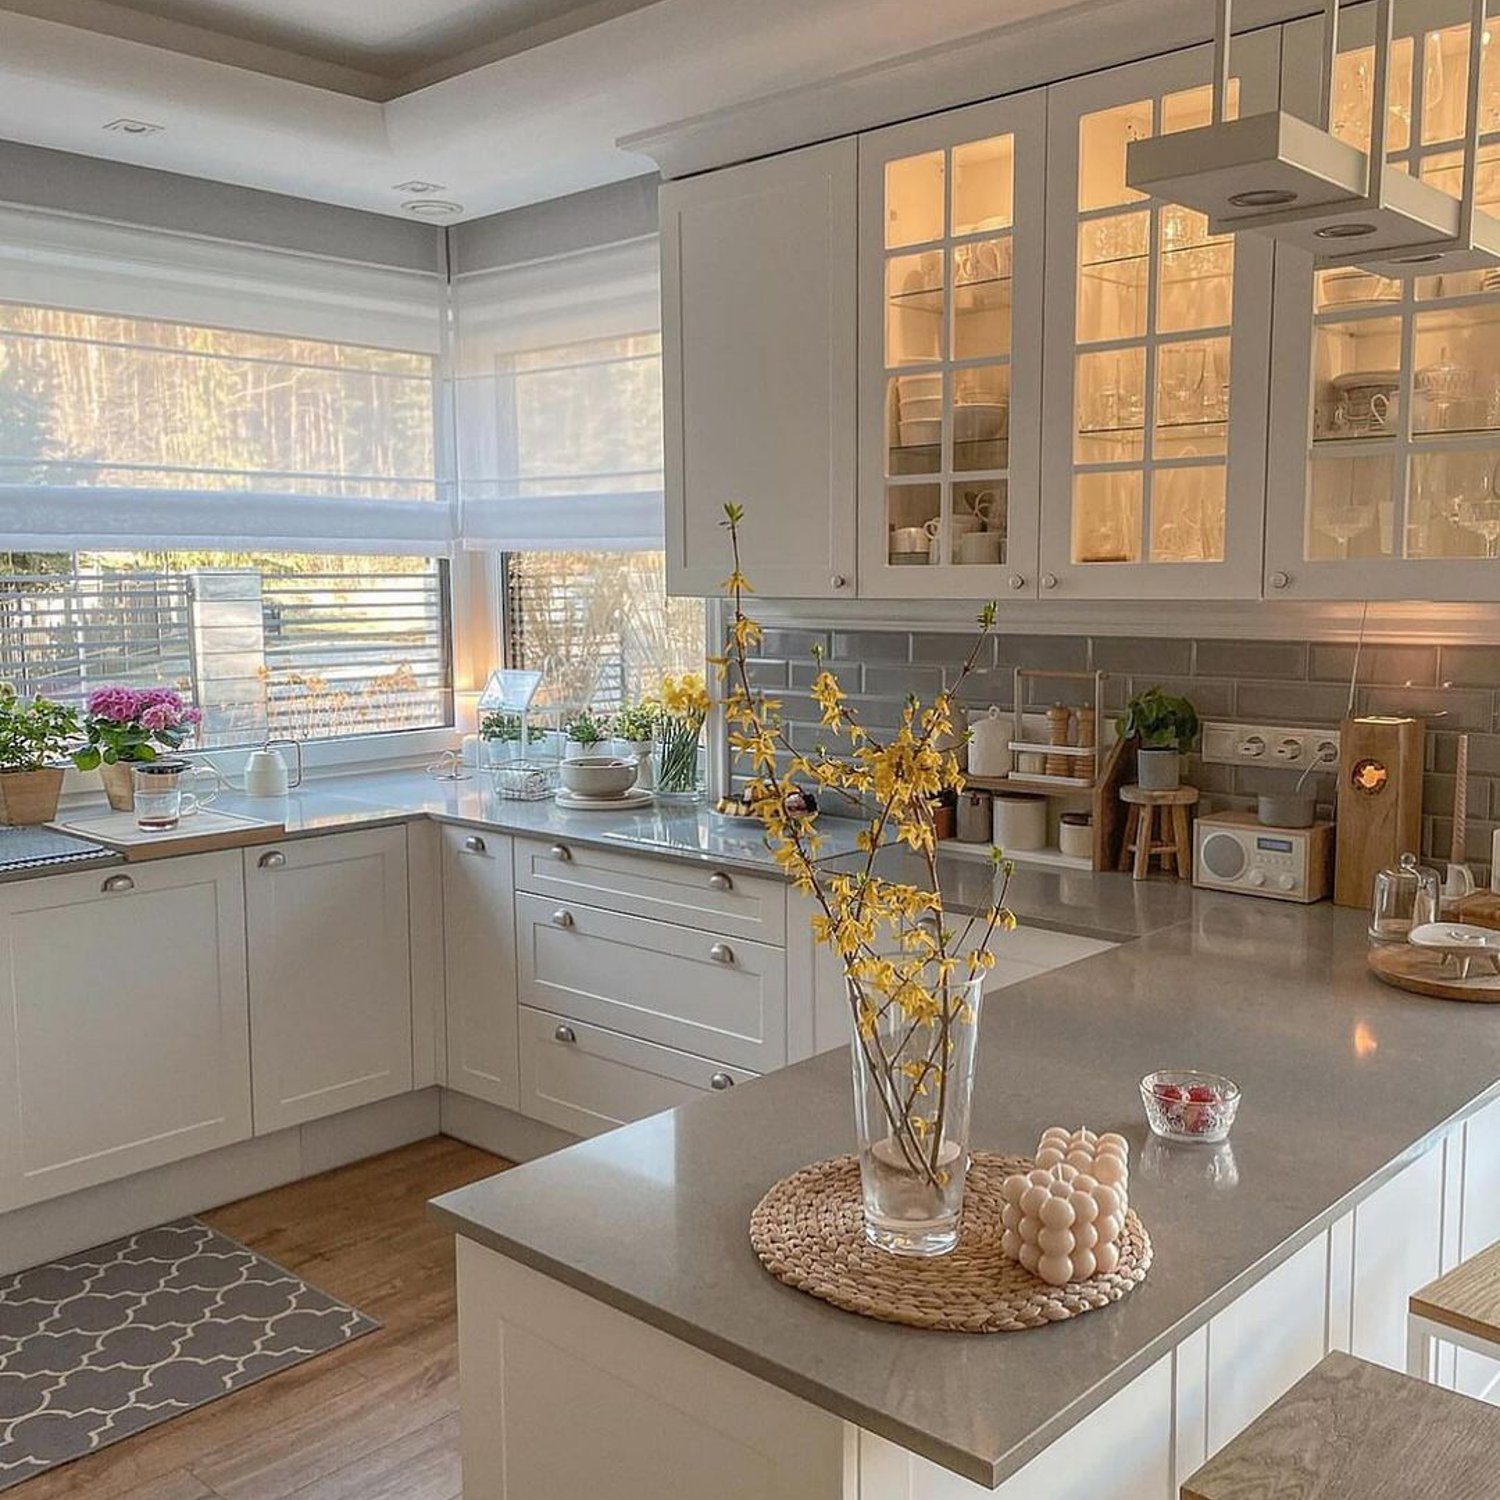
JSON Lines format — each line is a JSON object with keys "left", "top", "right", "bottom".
{"left": 1182, "top": 1350, "right": 1500, "bottom": 1499}
{"left": 1117, "top": 784, "right": 1198, "bottom": 882}
{"left": 1407, "top": 1237, "right": 1500, "bottom": 1381}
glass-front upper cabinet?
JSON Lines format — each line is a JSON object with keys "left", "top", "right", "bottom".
{"left": 857, "top": 90, "right": 1046, "bottom": 597}
{"left": 1267, "top": 0, "right": 1500, "bottom": 599}
{"left": 1039, "top": 37, "right": 1280, "bottom": 599}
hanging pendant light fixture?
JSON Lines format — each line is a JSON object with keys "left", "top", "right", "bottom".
{"left": 1125, "top": 0, "right": 1500, "bottom": 277}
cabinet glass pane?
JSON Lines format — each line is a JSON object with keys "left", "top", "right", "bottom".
{"left": 1316, "top": 267, "right": 1401, "bottom": 312}
{"left": 1415, "top": 147, "right": 1500, "bottom": 284}
{"left": 886, "top": 251, "right": 944, "bottom": 366}
{"left": 1410, "top": 449, "right": 1500, "bottom": 557}
{"left": 1076, "top": 347, "right": 1145, "bottom": 462}
{"left": 950, "top": 480, "right": 1007, "bottom": 565}
{"left": 952, "top": 135, "right": 1015, "bottom": 235}
{"left": 1330, "top": 39, "right": 1414, "bottom": 154}
{"left": 1077, "top": 212, "right": 1150, "bottom": 343}
{"left": 1155, "top": 337, "right": 1229, "bottom": 458}
{"left": 1420, "top": 24, "right": 1499, "bottom": 145}
{"left": 1307, "top": 451, "right": 1395, "bottom": 559}
{"left": 887, "top": 374, "right": 941, "bottom": 475}
{"left": 952, "top": 237, "right": 1014, "bottom": 359}
{"left": 887, "top": 482, "right": 941, "bottom": 567}
{"left": 1151, "top": 465, "right": 1226, "bottom": 562}
{"left": 1312, "top": 317, "right": 1402, "bottom": 441}
{"left": 1072, "top": 471, "right": 1143, "bottom": 563}
{"left": 885, "top": 152, "right": 945, "bottom": 248}
{"left": 1157, "top": 208, "right": 1234, "bottom": 333}
{"left": 1412, "top": 306, "right": 1500, "bottom": 437}
{"left": 953, "top": 365, "right": 1010, "bottom": 472}
{"left": 1161, "top": 80, "right": 1239, "bottom": 134}
{"left": 1077, "top": 100, "right": 1152, "bottom": 212}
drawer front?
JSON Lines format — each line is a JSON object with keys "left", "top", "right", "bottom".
{"left": 516, "top": 893, "right": 786, "bottom": 1072}
{"left": 512, "top": 836, "right": 785, "bottom": 944}
{"left": 519, "top": 1006, "right": 754, "bottom": 1138}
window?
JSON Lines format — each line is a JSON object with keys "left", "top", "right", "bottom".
{"left": 505, "top": 550, "right": 701, "bottom": 712}
{"left": 0, "top": 549, "right": 450, "bottom": 748}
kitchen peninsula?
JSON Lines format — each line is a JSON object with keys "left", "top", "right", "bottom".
{"left": 432, "top": 877, "right": 1500, "bottom": 1499}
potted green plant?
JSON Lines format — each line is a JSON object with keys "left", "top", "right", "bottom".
{"left": 563, "top": 708, "right": 611, "bottom": 759}
{"left": 480, "top": 709, "right": 546, "bottom": 765}
{"left": 1117, "top": 687, "right": 1200, "bottom": 791}
{"left": 73, "top": 686, "right": 203, "bottom": 810}
{"left": 613, "top": 701, "right": 658, "bottom": 790}
{"left": 0, "top": 686, "right": 80, "bottom": 825}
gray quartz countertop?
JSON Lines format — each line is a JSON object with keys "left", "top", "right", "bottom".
{"left": 430, "top": 892, "right": 1500, "bottom": 1489}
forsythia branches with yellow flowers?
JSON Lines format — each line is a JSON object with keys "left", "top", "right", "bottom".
{"left": 715, "top": 505, "right": 1014, "bottom": 1188}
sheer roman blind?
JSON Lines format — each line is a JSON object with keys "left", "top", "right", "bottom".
{"left": 0, "top": 206, "right": 451, "bottom": 555}
{"left": 451, "top": 236, "right": 664, "bottom": 550}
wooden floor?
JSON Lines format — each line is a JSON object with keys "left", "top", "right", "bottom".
{"left": 18, "top": 1136, "right": 509, "bottom": 1500}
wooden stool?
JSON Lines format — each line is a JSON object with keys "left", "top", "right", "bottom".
{"left": 1182, "top": 1350, "right": 1500, "bottom": 1499}
{"left": 1407, "top": 1238, "right": 1500, "bottom": 1381}
{"left": 1117, "top": 784, "right": 1198, "bottom": 882}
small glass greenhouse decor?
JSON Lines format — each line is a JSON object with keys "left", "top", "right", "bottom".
{"left": 477, "top": 668, "right": 562, "bottom": 799}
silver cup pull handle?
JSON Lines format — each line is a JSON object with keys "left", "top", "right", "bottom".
{"left": 710, "top": 1072, "right": 735, "bottom": 1091}
{"left": 549, "top": 843, "right": 572, "bottom": 862}
{"left": 101, "top": 873, "right": 135, "bottom": 894}
{"left": 464, "top": 835, "right": 486, "bottom": 854}
{"left": 258, "top": 850, "right": 287, "bottom": 870}
{"left": 552, "top": 908, "right": 574, "bottom": 928}
{"left": 708, "top": 871, "right": 733, "bottom": 892}
{"left": 554, "top": 1024, "right": 577, "bottom": 1045}
{"left": 709, "top": 942, "right": 734, "bottom": 965}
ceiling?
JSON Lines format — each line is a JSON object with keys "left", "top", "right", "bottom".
{"left": 0, "top": 0, "right": 1094, "bottom": 223}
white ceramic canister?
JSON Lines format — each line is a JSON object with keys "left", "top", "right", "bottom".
{"left": 993, "top": 791, "right": 1047, "bottom": 852}
{"left": 1058, "top": 811, "right": 1093, "bottom": 860}
{"left": 968, "top": 706, "right": 1011, "bottom": 780}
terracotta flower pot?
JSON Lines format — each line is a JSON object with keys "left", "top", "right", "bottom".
{"left": 99, "top": 759, "right": 135, "bottom": 811}
{"left": 0, "top": 767, "right": 65, "bottom": 826}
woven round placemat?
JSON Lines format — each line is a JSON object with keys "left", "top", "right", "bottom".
{"left": 749, "top": 1151, "right": 1152, "bottom": 1333}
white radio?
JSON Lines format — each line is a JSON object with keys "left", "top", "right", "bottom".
{"left": 1194, "top": 811, "right": 1334, "bottom": 903}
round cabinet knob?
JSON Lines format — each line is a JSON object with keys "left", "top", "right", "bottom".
{"left": 709, "top": 942, "right": 735, "bottom": 965}
{"left": 101, "top": 873, "right": 135, "bottom": 894}
{"left": 830, "top": 575, "right": 847, "bottom": 590}
{"left": 710, "top": 1072, "right": 735, "bottom": 1091}
{"left": 1007, "top": 574, "right": 1026, "bottom": 590}
{"left": 554, "top": 1024, "right": 577, "bottom": 1045}
{"left": 258, "top": 850, "right": 287, "bottom": 869}
{"left": 708, "top": 871, "right": 733, "bottom": 892}
{"left": 1269, "top": 571, "right": 1291, "bottom": 590}
{"left": 552, "top": 908, "right": 575, "bottom": 928}
{"left": 549, "top": 843, "right": 572, "bottom": 862}
{"left": 1040, "top": 573, "right": 1059, "bottom": 590}
{"left": 1246, "top": 869, "right": 1266, "bottom": 887}
{"left": 463, "top": 835, "right": 486, "bottom": 854}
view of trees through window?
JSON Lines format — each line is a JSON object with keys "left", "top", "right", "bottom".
{"left": 506, "top": 551, "right": 703, "bottom": 717}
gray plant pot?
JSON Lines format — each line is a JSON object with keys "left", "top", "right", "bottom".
{"left": 1136, "top": 747, "right": 1181, "bottom": 791}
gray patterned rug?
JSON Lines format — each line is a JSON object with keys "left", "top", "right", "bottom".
{"left": 0, "top": 1218, "right": 379, "bottom": 1490}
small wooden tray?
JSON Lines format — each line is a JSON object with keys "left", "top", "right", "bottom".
{"left": 50, "top": 808, "right": 284, "bottom": 861}
{"left": 1367, "top": 943, "right": 1500, "bottom": 1003}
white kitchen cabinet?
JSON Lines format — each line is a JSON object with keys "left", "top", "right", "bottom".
{"left": 0, "top": 854, "right": 250, "bottom": 1211}
{"left": 661, "top": 138, "right": 858, "bottom": 599}
{"left": 1039, "top": 37, "right": 1279, "bottom": 600}
{"left": 1454, "top": 1095, "right": 1500, "bottom": 1400}
{"left": 443, "top": 825, "right": 519, "bottom": 1110}
{"left": 245, "top": 826, "right": 413, "bottom": 1134}
{"left": 1265, "top": 0, "right": 1500, "bottom": 601}
{"left": 857, "top": 89, "right": 1047, "bottom": 598}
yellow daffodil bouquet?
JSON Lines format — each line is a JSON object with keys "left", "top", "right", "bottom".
{"left": 716, "top": 505, "right": 1013, "bottom": 1255}
{"left": 653, "top": 671, "right": 710, "bottom": 801}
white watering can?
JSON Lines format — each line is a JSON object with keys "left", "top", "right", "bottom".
{"left": 243, "top": 738, "right": 303, "bottom": 797}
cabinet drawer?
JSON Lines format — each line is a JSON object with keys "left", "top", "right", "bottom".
{"left": 516, "top": 892, "right": 786, "bottom": 1072}
{"left": 519, "top": 1006, "right": 754, "bottom": 1138}
{"left": 513, "top": 836, "right": 785, "bottom": 944}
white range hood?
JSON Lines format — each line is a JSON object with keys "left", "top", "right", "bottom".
{"left": 1125, "top": 0, "right": 1500, "bottom": 277}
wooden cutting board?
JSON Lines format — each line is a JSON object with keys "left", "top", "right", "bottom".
{"left": 50, "top": 808, "right": 284, "bottom": 861}
{"left": 1367, "top": 943, "right": 1500, "bottom": 1003}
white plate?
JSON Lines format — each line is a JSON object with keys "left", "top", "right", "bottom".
{"left": 554, "top": 787, "right": 654, "bottom": 811}
{"left": 1330, "top": 369, "right": 1400, "bottom": 393}
{"left": 1409, "top": 922, "right": 1500, "bottom": 952}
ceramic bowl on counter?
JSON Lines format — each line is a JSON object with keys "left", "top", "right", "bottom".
{"left": 1140, "top": 1069, "right": 1240, "bottom": 1144}
{"left": 558, "top": 756, "right": 639, "bottom": 799}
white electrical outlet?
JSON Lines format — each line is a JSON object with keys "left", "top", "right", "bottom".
{"left": 1199, "top": 721, "right": 1340, "bottom": 773}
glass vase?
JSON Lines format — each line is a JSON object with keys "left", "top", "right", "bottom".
{"left": 847, "top": 967, "right": 985, "bottom": 1257}
{"left": 652, "top": 721, "right": 703, "bottom": 804}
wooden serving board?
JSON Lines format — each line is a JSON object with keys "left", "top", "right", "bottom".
{"left": 50, "top": 808, "right": 284, "bottom": 861}
{"left": 1367, "top": 943, "right": 1500, "bottom": 1003}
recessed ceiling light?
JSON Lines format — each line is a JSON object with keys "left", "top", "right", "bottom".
{"left": 103, "top": 118, "right": 164, "bottom": 136}
{"left": 394, "top": 180, "right": 446, "bottom": 195}
{"left": 1228, "top": 188, "right": 1298, "bottom": 208}
{"left": 402, "top": 199, "right": 464, "bottom": 218}
{"left": 1315, "top": 222, "right": 1378, "bottom": 239}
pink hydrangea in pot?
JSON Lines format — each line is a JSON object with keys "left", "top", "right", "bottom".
{"left": 73, "top": 686, "right": 204, "bottom": 811}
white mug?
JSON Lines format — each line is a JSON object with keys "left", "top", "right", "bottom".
{"left": 955, "top": 530, "right": 1003, "bottom": 565}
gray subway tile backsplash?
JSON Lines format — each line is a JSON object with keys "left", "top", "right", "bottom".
{"left": 758, "top": 621, "right": 1500, "bottom": 867}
